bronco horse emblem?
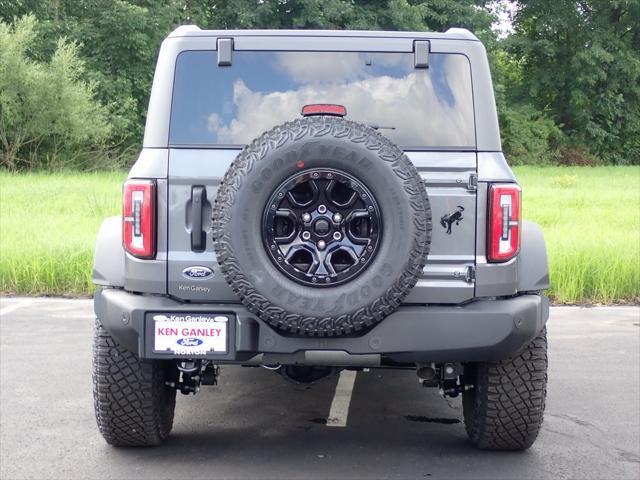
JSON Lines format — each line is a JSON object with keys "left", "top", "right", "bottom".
{"left": 440, "top": 205, "right": 465, "bottom": 234}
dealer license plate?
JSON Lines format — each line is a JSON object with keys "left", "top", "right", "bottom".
{"left": 153, "top": 313, "right": 228, "bottom": 355}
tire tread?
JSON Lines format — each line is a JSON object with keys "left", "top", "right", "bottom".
{"left": 212, "top": 116, "right": 432, "bottom": 337}
{"left": 92, "top": 319, "right": 176, "bottom": 447}
{"left": 463, "top": 328, "right": 548, "bottom": 450}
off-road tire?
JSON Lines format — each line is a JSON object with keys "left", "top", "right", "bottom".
{"left": 212, "top": 116, "right": 431, "bottom": 337}
{"left": 462, "top": 327, "right": 548, "bottom": 450}
{"left": 92, "top": 319, "right": 177, "bottom": 447}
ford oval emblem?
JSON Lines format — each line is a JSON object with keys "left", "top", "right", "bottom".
{"left": 182, "top": 266, "right": 213, "bottom": 280}
{"left": 177, "top": 337, "right": 204, "bottom": 347}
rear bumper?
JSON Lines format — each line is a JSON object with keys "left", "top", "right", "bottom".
{"left": 94, "top": 288, "right": 548, "bottom": 365}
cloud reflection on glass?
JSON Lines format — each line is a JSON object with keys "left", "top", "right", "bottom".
{"left": 170, "top": 51, "right": 475, "bottom": 148}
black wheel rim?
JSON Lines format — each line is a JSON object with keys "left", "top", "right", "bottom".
{"left": 263, "top": 168, "right": 382, "bottom": 287}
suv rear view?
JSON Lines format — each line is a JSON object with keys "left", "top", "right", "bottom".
{"left": 92, "top": 26, "right": 550, "bottom": 450}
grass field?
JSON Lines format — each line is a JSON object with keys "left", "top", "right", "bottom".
{"left": 516, "top": 166, "right": 639, "bottom": 303}
{"left": 0, "top": 171, "right": 124, "bottom": 296}
{"left": 1, "top": 167, "right": 639, "bottom": 303}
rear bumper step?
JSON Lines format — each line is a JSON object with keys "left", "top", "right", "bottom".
{"left": 94, "top": 289, "right": 548, "bottom": 364}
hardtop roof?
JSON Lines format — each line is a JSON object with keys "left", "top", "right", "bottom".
{"left": 167, "top": 25, "right": 479, "bottom": 42}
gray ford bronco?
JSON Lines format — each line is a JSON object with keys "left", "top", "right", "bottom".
{"left": 92, "top": 26, "right": 550, "bottom": 450}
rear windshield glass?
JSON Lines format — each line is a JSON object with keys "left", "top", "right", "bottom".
{"left": 169, "top": 51, "right": 475, "bottom": 149}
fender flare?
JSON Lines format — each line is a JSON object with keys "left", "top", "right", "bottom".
{"left": 518, "top": 221, "right": 550, "bottom": 292}
{"left": 92, "top": 216, "right": 125, "bottom": 287}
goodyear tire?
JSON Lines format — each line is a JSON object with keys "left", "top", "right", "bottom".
{"left": 92, "top": 320, "right": 177, "bottom": 447}
{"left": 462, "top": 327, "right": 548, "bottom": 450}
{"left": 213, "top": 116, "right": 431, "bottom": 337}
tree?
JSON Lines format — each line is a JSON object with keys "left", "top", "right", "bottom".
{"left": 1, "top": 1, "right": 207, "bottom": 148}
{"left": 207, "top": 0, "right": 494, "bottom": 34}
{"left": 0, "top": 15, "right": 110, "bottom": 170}
{"left": 21, "top": 1, "right": 640, "bottom": 166}
{"left": 505, "top": 0, "right": 640, "bottom": 164}
{"left": 1, "top": 1, "right": 497, "bottom": 159}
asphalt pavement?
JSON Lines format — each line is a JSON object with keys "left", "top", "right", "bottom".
{"left": 0, "top": 297, "right": 638, "bottom": 480}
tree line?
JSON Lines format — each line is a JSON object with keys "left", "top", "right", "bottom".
{"left": 1, "top": 0, "right": 638, "bottom": 170}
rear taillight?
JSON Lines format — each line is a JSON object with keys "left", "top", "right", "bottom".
{"left": 488, "top": 184, "right": 521, "bottom": 262}
{"left": 123, "top": 179, "right": 156, "bottom": 259}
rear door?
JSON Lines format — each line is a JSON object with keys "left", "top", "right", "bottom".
{"left": 167, "top": 149, "right": 238, "bottom": 301}
{"left": 166, "top": 37, "right": 477, "bottom": 303}
{"left": 403, "top": 152, "right": 477, "bottom": 303}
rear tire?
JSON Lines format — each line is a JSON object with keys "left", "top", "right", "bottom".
{"left": 92, "top": 319, "right": 177, "bottom": 447}
{"left": 462, "top": 327, "right": 548, "bottom": 450}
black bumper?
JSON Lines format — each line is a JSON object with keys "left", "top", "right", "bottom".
{"left": 94, "top": 288, "right": 549, "bottom": 365}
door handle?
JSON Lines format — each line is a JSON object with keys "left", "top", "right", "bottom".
{"left": 191, "top": 186, "right": 207, "bottom": 252}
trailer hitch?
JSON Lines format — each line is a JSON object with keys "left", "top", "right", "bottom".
{"left": 166, "top": 360, "right": 219, "bottom": 395}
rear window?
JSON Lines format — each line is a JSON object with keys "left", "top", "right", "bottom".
{"left": 169, "top": 51, "right": 475, "bottom": 149}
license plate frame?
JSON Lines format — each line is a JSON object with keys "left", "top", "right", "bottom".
{"left": 152, "top": 313, "right": 229, "bottom": 356}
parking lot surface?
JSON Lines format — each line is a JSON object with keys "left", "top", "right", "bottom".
{"left": 1, "top": 298, "right": 638, "bottom": 480}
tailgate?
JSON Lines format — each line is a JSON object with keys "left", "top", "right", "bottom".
{"left": 167, "top": 149, "right": 476, "bottom": 304}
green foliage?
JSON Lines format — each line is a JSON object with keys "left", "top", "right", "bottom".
{"left": 0, "top": 170, "right": 124, "bottom": 294}
{"left": 0, "top": 1, "right": 200, "bottom": 148}
{"left": 499, "top": 103, "right": 562, "bottom": 165}
{"left": 0, "top": 0, "right": 495, "bottom": 166}
{"left": 0, "top": 15, "right": 110, "bottom": 170}
{"left": 491, "top": 48, "right": 561, "bottom": 165}
{"left": 207, "top": 0, "right": 493, "bottom": 33}
{"left": 2, "top": 167, "right": 638, "bottom": 302}
{"left": 515, "top": 165, "right": 640, "bottom": 304}
{"left": 506, "top": 0, "right": 640, "bottom": 165}
{"left": 1, "top": 1, "right": 639, "bottom": 167}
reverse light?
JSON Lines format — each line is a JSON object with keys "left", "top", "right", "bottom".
{"left": 123, "top": 179, "right": 156, "bottom": 258}
{"left": 301, "top": 104, "right": 347, "bottom": 117}
{"left": 488, "top": 184, "right": 521, "bottom": 262}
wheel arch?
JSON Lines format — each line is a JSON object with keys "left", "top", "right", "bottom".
{"left": 92, "top": 216, "right": 125, "bottom": 287}
{"left": 517, "top": 220, "right": 550, "bottom": 293}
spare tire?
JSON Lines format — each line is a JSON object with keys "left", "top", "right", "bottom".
{"left": 212, "top": 116, "right": 431, "bottom": 337}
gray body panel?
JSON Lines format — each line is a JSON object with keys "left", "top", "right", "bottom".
{"left": 167, "top": 149, "right": 237, "bottom": 301}
{"left": 95, "top": 287, "right": 548, "bottom": 365}
{"left": 92, "top": 217, "right": 125, "bottom": 287}
{"left": 95, "top": 148, "right": 545, "bottom": 303}
{"left": 518, "top": 221, "right": 551, "bottom": 292}
{"left": 91, "top": 27, "right": 550, "bottom": 364}
{"left": 166, "top": 149, "right": 478, "bottom": 304}
{"left": 403, "top": 152, "right": 476, "bottom": 303}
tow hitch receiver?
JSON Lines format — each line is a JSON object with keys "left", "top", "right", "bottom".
{"left": 166, "top": 360, "right": 220, "bottom": 395}
{"left": 416, "top": 362, "right": 472, "bottom": 398}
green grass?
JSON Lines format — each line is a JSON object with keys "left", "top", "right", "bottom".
{"left": 514, "top": 166, "right": 640, "bottom": 303}
{"left": 0, "top": 167, "right": 639, "bottom": 302}
{"left": 0, "top": 171, "right": 124, "bottom": 295}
